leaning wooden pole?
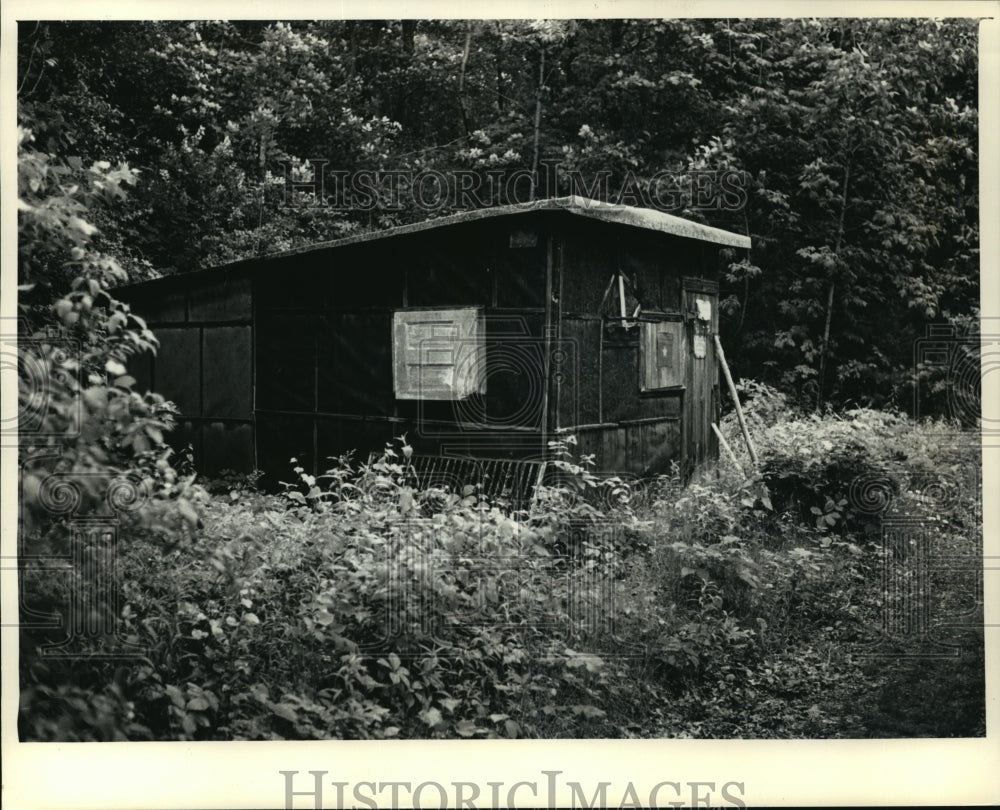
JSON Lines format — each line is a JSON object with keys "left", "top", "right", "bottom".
{"left": 713, "top": 333, "right": 759, "bottom": 467}
{"left": 711, "top": 422, "right": 744, "bottom": 473}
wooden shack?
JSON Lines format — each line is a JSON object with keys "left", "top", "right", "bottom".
{"left": 119, "top": 196, "right": 751, "bottom": 488}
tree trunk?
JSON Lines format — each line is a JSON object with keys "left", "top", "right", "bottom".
{"left": 402, "top": 20, "right": 416, "bottom": 55}
{"left": 815, "top": 160, "right": 851, "bottom": 410}
{"left": 345, "top": 21, "right": 358, "bottom": 78}
{"left": 737, "top": 206, "right": 752, "bottom": 333}
{"left": 457, "top": 26, "right": 473, "bottom": 136}
{"left": 530, "top": 47, "right": 545, "bottom": 201}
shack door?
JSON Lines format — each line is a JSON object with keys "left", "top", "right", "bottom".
{"left": 682, "top": 279, "right": 720, "bottom": 471}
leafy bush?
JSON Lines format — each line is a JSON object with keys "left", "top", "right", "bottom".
{"left": 17, "top": 129, "right": 207, "bottom": 740}
{"left": 20, "top": 439, "right": 637, "bottom": 740}
{"left": 19, "top": 363, "right": 983, "bottom": 739}
{"left": 618, "top": 394, "right": 982, "bottom": 737}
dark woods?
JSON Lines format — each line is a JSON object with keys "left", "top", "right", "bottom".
{"left": 18, "top": 18, "right": 978, "bottom": 411}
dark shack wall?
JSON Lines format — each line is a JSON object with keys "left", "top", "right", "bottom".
{"left": 252, "top": 215, "right": 551, "bottom": 484}
{"left": 553, "top": 216, "right": 721, "bottom": 475}
{"left": 120, "top": 207, "right": 731, "bottom": 486}
{"left": 121, "top": 269, "right": 254, "bottom": 475}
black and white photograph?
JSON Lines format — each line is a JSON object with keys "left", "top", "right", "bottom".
{"left": 3, "top": 1, "right": 998, "bottom": 807}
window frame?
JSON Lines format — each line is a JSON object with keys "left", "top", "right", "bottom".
{"left": 639, "top": 317, "right": 686, "bottom": 393}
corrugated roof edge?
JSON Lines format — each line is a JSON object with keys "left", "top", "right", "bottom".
{"left": 120, "top": 196, "right": 750, "bottom": 290}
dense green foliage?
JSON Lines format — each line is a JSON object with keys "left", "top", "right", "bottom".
{"left": 21, "top": 416, "right": 983, "bottom": 740}
{"left": 16, "top": 127, "right": 202, "bottom": 544}
{"left": 16, "top": 17, "right": 983, "bottom": 742}
{"left": 18, "top": 18, "right": 978, "bottom": 410}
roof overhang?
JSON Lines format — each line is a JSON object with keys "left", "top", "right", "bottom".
{"left": 554, "top": 196, "right": 751, "bottom": 249}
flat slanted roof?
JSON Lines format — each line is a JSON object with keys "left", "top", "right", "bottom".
{"left": 121, "top": 196, "right": 751, "bottom": 289}
{"left": 262, "top": 195, "right": 752, "bottom": 259}
{"left": 557, "top": 196, "right": 752, "bottom": 249}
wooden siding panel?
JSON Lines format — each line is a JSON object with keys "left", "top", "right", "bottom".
{"left": 407, "top": 263, "right": 492, "bottom": 307}
{"left": 328, "top": 245, "right": 404, "bottom": 309}
{"left": 202, "top": 421, "right": 254, "bottom": 474}
{"left": 495, "top": 245, "right": 546, "bottom": 308}
{"left": 255, "top": 262, "right": 328, "bottom": 311}
{"left": 483, "top": 313, "right": 545, "bottom": 430}
{"left": 600, "top": 342, "right": 637, "bottom": 422}
{"left": 406, "top": 229, "right": 494, "bottom": 307}
{"left": 317, "top": 312, "right": 394, "bottom": 416}
{"left": 168, "top": 420, "right": 202, "bottom": 462}
{"left": 155, "top": 328, "right": 201, "bottom": 417}
{"left": 128, "top": 348, "right": 154, "bottom": 396}
{"left": 660, "top": 270, "right": 681, "bottom": 311}
{"left": 124, "top": 286, "right": 186, "bottom": 324}
{"left": 202, "top": 326, "right": 252, "bottom": 418}
{"left": 619, "top": 234, "right": 664, "bottom": 312}
{"left": 560, "top": 223, "right": 617, "bottom": 314}
{"left": 316, "top": 416, "right": 402, "bottom": 465}
{"left": 571, "top": 418, "right": 681, "bottom": 475}
{"left": 255, "top": 412, "right": 315, "bottom": 485}
{"left": 640, "top": 418, "right": 683, "bottom": 474}
{"left": 256, "top": 313, "right": 315, "bottom": 411}
{"left": 559, "top": 319, "right": 600, "bottom": 427}
{"left": 682, "top": 281, "right": 720, "bottom": 469}
{"left": 188, "top": 277, "right": 251, "bottom": 322}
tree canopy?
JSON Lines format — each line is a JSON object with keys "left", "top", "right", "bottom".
{"left": 18, "top": 17, "right": 979, "bottom": 411}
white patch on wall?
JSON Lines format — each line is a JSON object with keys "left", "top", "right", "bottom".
{"left": 693, "top": 334, "right": 707, "bottom": 359}
{"left": 695, "top": 297, "right": 712, "bottom": 322}
{"left": 393, "top": 307, "right": 485, "bottom": 399}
